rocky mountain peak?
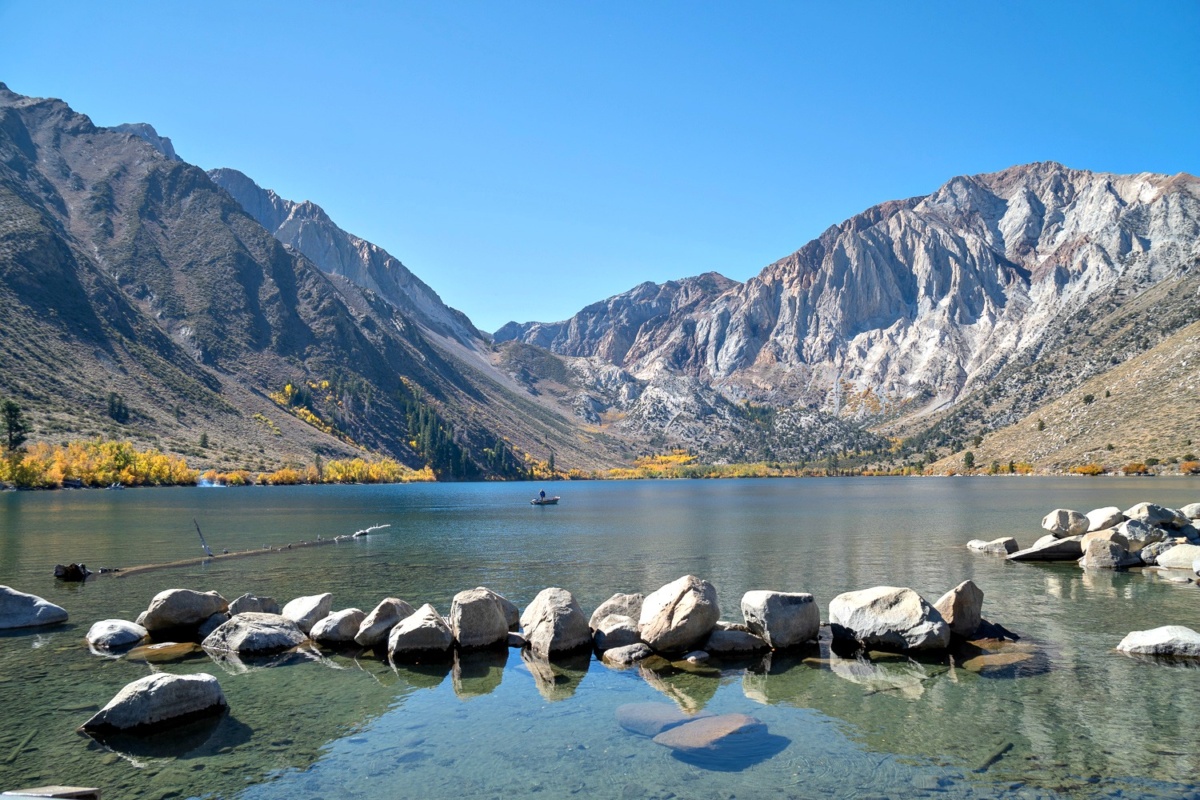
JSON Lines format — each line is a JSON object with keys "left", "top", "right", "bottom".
{"left": 111, "top": 122, "right": 179, "bottom": 161}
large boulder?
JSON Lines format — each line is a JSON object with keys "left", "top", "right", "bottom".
{"left": 1079, "top": 539, "right": 1140, "bottom": 570}
{"left": 387, "top": 604, "right": 454, "bottom": 661}
{"left": 638, "top": 576, "right": 721, "bottom": 654}
{"left": 741, "top": 591, "right": 819, "bottom": 649}
{"left": 933, "top": 581, "right": 983, "bottom": 637}
{"left": 1124, "top": 502, "right": 1187, "bottom": 529}
{"left": 1180, "top": 502, "right": 1200, "bottom": 520}
{"left": 829, "top": 586, "right": 950, "bottom": 652}
{"left": 1117, "top": 519, "right": 1165, "bottom": 551}
{"left": 355, "top": 598, "right": 416, "bottom": 647}
{"left": 967, "top": 537, "right": 1019, "bottom": 555}
{"left": 522, "top": 587, "right": 591, "bottom": 658}
{"left": 281, "top": 593, "right": 333, "bottom": 634}
{"left": 593, "top": 614, "right": 641, "bottom": 652}
{"left": 1041, "top": 509, "right": 1088, "bottom": 538}
{"left": 0, "top": 586, "right": 69, "bottom": 630}
{"left": 140, "top": 589, "right": 227, "bottom": 634}
{"left": 310, "top": 608, "right": 366, "bottom": 646}
{"left": 1007, "top": 535, "right": 1084, "bottom": 561}
{"left": 1139, "top": 540, "right": 1178, "bottom": 566}
{"left": 589, "top": 593, "right": 645, "bottom": 630}
{"left": 450, "top": 588, "right": 510, "bottom": 649}
{"left": 1154, "top": 543, "right": 1200, "bottom": 570}
{"left": 80, "top": 673, "right": 226, "bottom": 732}
{"left": 1080, "top": 530, "right": 1130, "bottom": 551}
{"left": 1085, "top": 506, "right": 1125, "bottom": 532}
{"left": 86, "top": 619, "right": 148, "bottom": 649}
{"left": 228, "top": 593, "right": 281, "bottom": 616}
{"left": 1117, "top": 626, "right": 1200, "bottom": 658}
{"left": 197, "top": 612, "right": 230, "bottom": 640}
{"left": 201, "top": 612, "right": 307, "bottom": 655}
{"left": 473, "top": 587, "right": 520, "bottom": 631}
{"left": 651, "top": 713, "right": 767, "bottom": 755}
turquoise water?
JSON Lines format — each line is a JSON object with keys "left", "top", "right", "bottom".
{"left": 1, "top": 478, "right": 1199, "bottom": 799}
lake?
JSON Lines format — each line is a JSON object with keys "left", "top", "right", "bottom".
{"left": 1, "top": 477, "right": 1199, "bottom": 799}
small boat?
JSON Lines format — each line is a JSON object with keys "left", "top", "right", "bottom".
{"left": 108, "top": 482, "right": 124, "bottom": 490}
{"left": 530, "top": 496, "right": 560, "bottom": 506}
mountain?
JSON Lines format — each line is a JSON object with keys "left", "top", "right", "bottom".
{"left": 499, "top": 163, "right": 1200, "bottom": 417}
{"left": 0, "top": 83, "right": 620, "bottom": 476}
{"left": 208, "top": 168, "right": 483, "bottom": 347}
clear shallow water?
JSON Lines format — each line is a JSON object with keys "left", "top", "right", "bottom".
{"left": 1, "top": 477, "right": 1199, "bottom": 799}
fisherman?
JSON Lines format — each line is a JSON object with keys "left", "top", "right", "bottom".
{"left": 539, "top": 489, "right": 546, "bottom": 501}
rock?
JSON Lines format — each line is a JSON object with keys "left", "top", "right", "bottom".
{"left": 310, "top": 608, "right": 366, "bottom": 646}
{"left": 1080, "top": 530, "right": 1130, "bottom": 551}
{"left": 1116, "top": 626, "right": 1200, "bottom": 658}
{"left": 589, "top": 593, "right": 645, "bottom": 629}
{"left": 196, "top": 612, "right": 230, "bottom": 640}
{"left": 281, "top": 593, "right": 333, "bottom": 635}
{"left": 450, "top": 588, "right": 510, "bottom": 649}
{"left": 1123, "top": 502, "right": 1188, "bottom": 528}
{"left": 201, "top": 612, "right": 307, "bottom": 655}
{"left": 704, "top": 628, "right": 769, "bottom": 653}
{"left": 1118, "top": 519, "right": 1165, "bottom": 551}
{"left": 1180, "top": 502, "right": 1200, "bottom": 520}
{"left": 0, "top": 585, "right": 69, "bottom": 630}
{"left": 683, "top": 650, "right": 710, "bottom": 663}
{"left": 1085, "top": 506, "right": 1125, "bottom": 532}
{"left": 1041, "top": 509, "right": 1088, "bottom": 538}
{"left": 125, "top": 642, "right": 202, "bottom": 663}
{"left": 602, "top": 643, "right": 654, "bottom": 666}
{"left": 140, "top": 589, "right": 227, "bottom": 634}
{"left": 616, "top": 702, "right": 711, "bottom": 737}
{"left": 387, "top": 604, "right": 454, "bottom": 661}
{"left": 522, "top": 587, "right": 592, "bottom": 658}
{"left": 1139, "top": 540, "right": 1177, "bottom": 566}
{"left": 651, "top": 713, "right": 767, "bottom": 754}
{"left": 1079, "top": 539, "right": 1140, "bottom": 570}
{"left": 227, "top": 593, "right": 281, "bottom": 616}
{"left": 967, "top": 537, "right": 1019, "bottom": 555}
{"left": 741, "top": 590, "right": 819, "bottom": 649}
{"left": 472, "top": 587, "right": 520, "bottom": 631}
{"left": 1155, "top": 544, "right": 1200, "bottom": 570}
{"left": 593, "top": 614, "right": 641, "bottom": 652}
{"left": 85, "top": 619, "right": 148, "bottom": 649}
{"left": 1007, "top": 535, "right": 1084, "bottom": 561}
{"left": 638, "top": 575, "right": 721, "bottom": 654}
{"left": 54, "top": 563, "right": 91, "bottom": 582}
{"left": 829, "top": 586, "right": 950, "bottom": 651}
{"left": 507, "top": 631, "right": 527, "bottom": 648}
{"left": 80, "top": 673, "right": 226, "bottom": 732}
{"left": 354, "top": 597, "right": 416, "bottom": 647}
{"left": 933, "top": 580, "right": 983, "bottom": 637}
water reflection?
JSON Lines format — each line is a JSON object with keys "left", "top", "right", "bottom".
{"left": 452, "top": 647, "right": 507, "bottom": 699}
{"left": 519, "top": 648, "right": 588, "bottom": 701}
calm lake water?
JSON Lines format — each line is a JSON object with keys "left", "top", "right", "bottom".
{"left": 2, "top": 477, "right": 1199, "bottom": 799}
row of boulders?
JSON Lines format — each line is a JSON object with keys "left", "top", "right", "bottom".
{"left": 968, "top": 501, "right": 1200, "bottom": 572}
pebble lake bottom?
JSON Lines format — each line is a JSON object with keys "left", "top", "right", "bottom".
{"left": 1, "top": 477, "right": 1199, "bottom": 800}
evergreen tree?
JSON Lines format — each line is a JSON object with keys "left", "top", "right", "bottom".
{"left": 3, "top": 400, "right": 30, "bottom": 451}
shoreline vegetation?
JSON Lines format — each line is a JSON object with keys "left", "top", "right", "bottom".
{"left": 1, "top": 443, "right": 1198, "bottom": 492}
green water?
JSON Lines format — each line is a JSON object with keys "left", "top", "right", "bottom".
{"left": 1, "top": 478, "right": 1199, "bottom": 799}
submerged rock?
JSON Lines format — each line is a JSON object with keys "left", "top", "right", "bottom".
{"left": 201, "top": 612, "right": 307, "bottom": 655}
{"left": 967, "top": 537, "right": 1019, "bottom": 555}
{"left": 125, "top": 641, "right": 203, "bottom": 663}
{"left": 741, "top": 590, "right": 819, "bottom": 649}
{"left": 651, "top": 713, "right": 767, "bottom": 754}
{"left": 616, "top": 702, "right": 711, "bottom": 737}
{"left": 829, "top": 586, "right": 950, "bottom": 651}
{"left": 80, "top": 673, "right": 226, "bottom": 732}
{"left": 0, "top": 585, "right": 69, "bottom": 630}
{"left": 521, "top": 587, "right": 592, "bottom": 658}
{"left": 639, "top": 575, "right": 720, "bottom": 654}
{"left": 1117, "top": 626, "right": 1200, "bottom": 658}
{"left": 355, "top": 598, "right": 416, "bottom": 647}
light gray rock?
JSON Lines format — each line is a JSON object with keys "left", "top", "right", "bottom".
{"left": 197, "top": 612, "right": 230, "bottom": 640}
{"left": 282, "top": 593, "right": 333, "bottom": 635}
{"left": 85, "top": 619, "right": 148, "bottom": 649}
{"left": 1123, "top": 502, "right": 1187, "bottom": 529}
{"left": 310, "top": 608, "right": 366, "bottom": 646}
{"left": 967, "top": 537, "right": 1019, "bottom": 555}
{"left": 933, "top": 580, "right": 983, "bottom": 637}
{"left": 228, "top": 593, "right": 281, "bottom": 616}
{"left": 1085, "top": 506, "right": 1125, "bottom": 532}
{"left": 602, "top": 642, "right": 655, "bottom": 666}
{"left": 473, "top": 587, "right": 520, "bottom": 631}
{"left": 593, "top": 614, "right": 641, "bottom": 652}
{"left": 450, "top": 588, "right": 510, "bottom": 649}
{"left": 829, "top": 586, "right": 950, "bottom": 651}
{"left": 1117, "top": 625, "right": 1200, "bottom": 658}
{"left": 1080, "top": 529, "right": 1130, "bottom": 551}
{"left": 1079, "top": 539, "right": 1140, "bottom": 570}
{"left": 741, "top": 590, "right": 819, "bottom": 649}
{"left": 522, "top": 587, "right": 592, "bottom": 658}
{"left": 1154, "top": 543, "right": 1200, "bottom": 570}
{"left": 1120, "top": 519, "right": 1166, "bottom": 552}
{"left": 1041, "top": 509, "right": 1088, "bottom": 538}
{"left": 201, "top": 612, "right": 307, "bottom": 655}
{"left": 1007, "top": 535, "right": 1084, "bottom": 561}
{"left": 0, "top": 585, "right": 69, "bottom": 630}
{"left": 589, "top": 592, "right": 645, "bottom": 629}
{"left": 704, "top": 628, "right": 769, "bottom": 653}
{"left": 1139, "top": 539, "right": 1177, "bottom": 566}
{"left": 140, "top": 589, "right": 227, "bottom": 633}
{"left": 638, "top": 575, "right": 721, "bottom": 654}
{"left": 354, "top": 598, "right": 415, "bottom": 647}
{"left": 1180, "top": 502, "right": 1200, "bottom": 520}
{"left": 387, "top": 604, "right": 454, "bottom": 660}
{"left": 80, "top": 673, "right": 226, "bottom": 732}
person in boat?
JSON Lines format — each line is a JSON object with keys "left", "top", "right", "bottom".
{"left": 539, "top": 490, "right": 546, "bottom": 501}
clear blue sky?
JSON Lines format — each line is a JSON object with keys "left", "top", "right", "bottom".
{"left": 2, "top": 1, "right": 1197, "bottom": 333}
